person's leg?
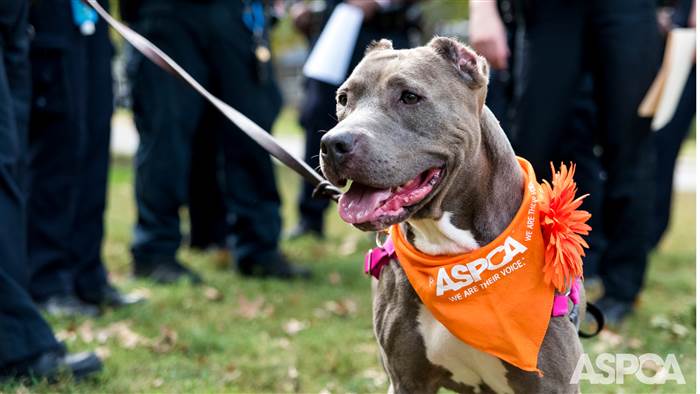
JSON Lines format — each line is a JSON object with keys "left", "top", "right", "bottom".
{"left": 208, "top": 1, "right": 307, "bottom": 278}
{"left": 0, "top": 0, "right": 30, "bottom": 295}
{"left": 0, "top": 268, "right": 61, "bottom": 370}
{"left": 589, "top": 0, "right": 661, "bottom": 311}
{"left": 510, "top": 0, "right": 587, "bottom": 179}
{"left": 129, "top": 7, "right": 208, "bottom": 282}
{"left": 553, "top": 75, "right": 607, "bottom": 281}
{"left": 72, "top": 5, "right": 112, "bottom": 302}
{"left": 26, "top": 1, "right": 87, "bottom": 303}
{"left": 0, "top": 2, "right": 97, "bottom": 377}
{"left": 188, "top": 107, "right": 227, "bottom": 250}
{"left": 294, "top": 78, "right": 337, "bottom": 236}
{"left": 649, "top": 68, "right": 695, "bottom": 248}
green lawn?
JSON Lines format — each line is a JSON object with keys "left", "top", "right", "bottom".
{"left": 2, "top": 156, "right": 695, "bottom": 393}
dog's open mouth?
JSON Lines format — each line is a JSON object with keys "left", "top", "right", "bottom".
{"left": 338, "top": 167, "right": 443, "bottom": 229}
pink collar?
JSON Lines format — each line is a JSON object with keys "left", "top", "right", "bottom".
{"left": 364, "top": 238, "right": 580, "bottom": 317}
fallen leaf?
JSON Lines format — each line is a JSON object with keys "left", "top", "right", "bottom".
{"left": 287, "top": 366, "right": 299, "bottom": 379}
{"left": 55, "top": 323, "right": 78, "bottom": 342}
{"left": 96, "top": 321, "right": 148, "bottom": 349}
{"left": 236, "top": 295, "right": 275, "bottom": 319}
{"left": 237, "top": 295, "right": 266, "bottom": 320}
{"left": 273, "top": 337, "right": 291, "bottom": 349}
{"left": 671, "top": 323, "right": 689, "bottom": 338}
{"left": 203, "top": 286, "right": 223, "bottom": 302}
{"left": 152, "top": 378, "right": 164, "bottom": 388}
{"left": 627, "top": 338, "right": 642, "bottom": 349}
{"left": 313, "top": 308, "right": 329, "bottom": 319}
{"left": 338, "top": 235, "right": 361, "bottom": 256}
{"left": 223, "top": 362, "right": 241, "bottom": 383}
{"left": 324, "top": 299, "right": 358, "bottom": 317}
{"left": 592, "top": 329, "right": 623, "bottom": 353}
{"left": 95, "top": 346, "right": 111, "bottom": 359}
{"left": 650, "top": 315, "right": 671, "bottom": 329}
{"left": 283, "top": 319, "right": 308, "bottom": 336}
{"left": 78, "top": 320, "right": 95, "bottom": 343}
{"left": 328, "top": 272, "right": 342, "bottom": 285}
{"left": 151, "top": 326, "right": 178, "bottom": 353}
{"left": 641, "top": 358, "right": 663, "bottom": 372}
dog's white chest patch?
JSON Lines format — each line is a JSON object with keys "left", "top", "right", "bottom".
{"left": 408, "top": 212, "right": 480, "bottom": 255}
{"left": 417, "top": 306, "right": 514, "bottom": 394}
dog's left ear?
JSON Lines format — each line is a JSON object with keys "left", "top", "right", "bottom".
{"left": 365, "top": 39, "right": 394, "bottom": 55}
{"left": 429, "top": 37, "right": 489, "bottom": 90}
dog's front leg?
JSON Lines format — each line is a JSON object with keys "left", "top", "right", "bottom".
{"left": 372, "top": 263, "right": 448, "bottom": 394}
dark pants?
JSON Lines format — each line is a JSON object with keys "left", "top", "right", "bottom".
{"left": 0, "top": 0, "right": 60, "bottom": 368}
{"left": 297, "top": 29, "right": 411, "bottom": 229}
{"left": 27, "top": 0, "right": 113, "bottom": 302}
{"left": 129, "top": 0, "right": 282, "bottom": 266}
{"left": 649, "top": 68, "right": 696, "bottom": 247}
{"left": 188, "top": 106, "right": 227, "bottom": 250}
{"left": 512, "top": 0, "right": 660, "bottom": 302}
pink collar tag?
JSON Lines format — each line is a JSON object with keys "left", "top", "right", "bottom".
{"left": 552, "top": 279, "right": 581, "bottom": 317}
{"left": 364, "top": 238, "right": 395, "bottom": 279}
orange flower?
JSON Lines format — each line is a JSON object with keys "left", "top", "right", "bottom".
{"left": 538, "top": 163, "right": 591, "bottom": 292}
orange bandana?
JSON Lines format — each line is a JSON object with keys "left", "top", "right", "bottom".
{"left": 390, "top": 158, "right": 552, "bottom": 373}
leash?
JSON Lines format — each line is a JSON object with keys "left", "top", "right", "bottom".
{"left": 84, "top": 0, "right": 341, "bottom": 202}
{"left": 579, "top": 302, "right": 605, "bottom": 338}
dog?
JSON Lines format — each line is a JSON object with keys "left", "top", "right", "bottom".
{"left": 319, "top": 37, "right": 585, "bottom": 394}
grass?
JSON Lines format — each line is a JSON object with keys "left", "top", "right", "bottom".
{"left": 1, "top": 152, "right": 695, "bottom": 393}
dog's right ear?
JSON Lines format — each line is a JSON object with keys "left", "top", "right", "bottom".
{"left": 365, "top": 39, "right": 393, "bottom": 55}
{"left": 429, "top": 36, "right": 489, "bottom": 90}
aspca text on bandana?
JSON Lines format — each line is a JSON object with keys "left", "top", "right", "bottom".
{"left": 434, "top": 236, "right": 527, "bottom": 298}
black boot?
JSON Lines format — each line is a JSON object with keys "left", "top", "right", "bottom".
{"left": 80, "top": 284, "right": 145, "bottom": 308}
{"left": 38, "top": 295, "right": 100, "bottom": 318}
{"left": 2, "top": 349, "right": 102, "bottom": 382}
{"left": 239, "top": 252, "right": 312, "bottom": 280}
{"left": 133, "top": 259, "right": 203, "bottom": 284}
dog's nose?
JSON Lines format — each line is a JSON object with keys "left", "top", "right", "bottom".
{"left": 320, "top": 132, "right": 356, "bottom": 162}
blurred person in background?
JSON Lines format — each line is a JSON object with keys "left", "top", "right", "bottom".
{"left": 121, "top": 0, "right": 310, "bottom": 282}
{"left": 26, "top": 0, "right": 142, "bottom": 318}
{"left": 470, "top": 0, "right": 662, "bottom": 325}
{"left": 649, "top": 0, "right": 696, "bottom": 248}
{"left": 0, "top": 0, "right": 102, "bottom": 381}
{"left": 474, "top": 1, "right": 607, "bottom": 301}
{"left": 288, "top": 0, "right": 420, "bottom": 239}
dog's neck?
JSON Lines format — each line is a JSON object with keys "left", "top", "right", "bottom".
{"left": 404, "top": 107, "right": 524, "bottom": 256}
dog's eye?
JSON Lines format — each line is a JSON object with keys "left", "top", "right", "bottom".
{"left": 337, "top": 93, "right": 348, "bottom": 106}
{"left": 400, "top": 91, "right": 420, "bottom": 105}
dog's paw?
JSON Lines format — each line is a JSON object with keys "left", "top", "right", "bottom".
{"left": 429, "top": 36, "right": 489, "bottom": 90}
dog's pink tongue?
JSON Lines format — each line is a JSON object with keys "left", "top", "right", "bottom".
{"left": 338, "top": 183, "right": 393, "bottom": 224}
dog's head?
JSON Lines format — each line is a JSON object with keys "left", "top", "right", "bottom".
{"left": 320, "top": 37, "right": 490, "bottom": 231}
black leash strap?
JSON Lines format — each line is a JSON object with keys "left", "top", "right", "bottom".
{"left": 579, "top": 302, "right": 605, "bottom": 338}
{"left": 85, "top": 0, "right": 341, "bottom": 201}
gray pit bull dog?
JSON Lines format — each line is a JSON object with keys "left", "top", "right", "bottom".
{"left": 319, "top": 37, "right": 585, "bottom": 394}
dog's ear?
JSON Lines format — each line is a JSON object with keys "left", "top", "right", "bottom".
{"left": 429, "top": 36, "right": 489, "bottom": 90}
{"left": 365, "top": 39, "right": 393, "bottom": 55}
